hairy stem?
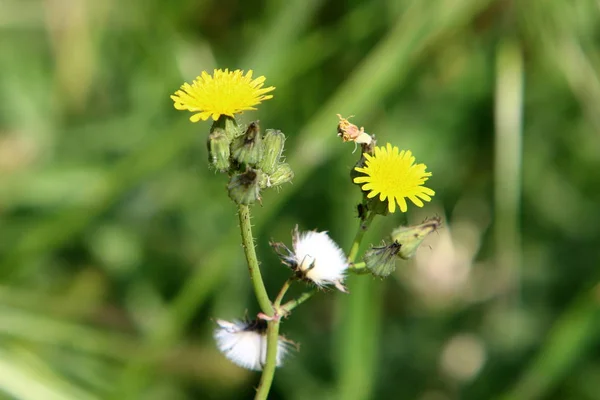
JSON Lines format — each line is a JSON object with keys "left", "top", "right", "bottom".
{"left": 238, "top": 204, "right": 274, "bottom": 316}
{"left": 237, "top": 205, "right": 286, "bottom": 400}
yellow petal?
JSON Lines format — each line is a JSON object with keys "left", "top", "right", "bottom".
{"left": 388, "top": 198, "right": 396, "bottom": 213}
{"left": 398, "top": 197, "right": 408, "bottom": 213}
{"left": 408, "top": 195, "right": 424, "bottom": 207}
{"left": 171, "top": 69, "right": 274, "bottom": 122}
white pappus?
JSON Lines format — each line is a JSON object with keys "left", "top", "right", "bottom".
{"left": 272, "top": 226, "right": 349, "bottom": 292}
{"left": 213, "top": 319, "right": 291, "bottom": 371}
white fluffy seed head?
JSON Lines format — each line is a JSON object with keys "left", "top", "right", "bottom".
{"left": 213, "top": 319, "right": 289, "bottom": 371}
{"left": 293, "top": 230, "right": 348, "bottom": 290}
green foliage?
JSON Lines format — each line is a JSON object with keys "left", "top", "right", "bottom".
{"left": 1, "top": 0, "right": 600, "bottom": 399}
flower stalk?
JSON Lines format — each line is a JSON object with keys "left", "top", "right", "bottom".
{"left": 254, "top": 282, "right": 293, "bottom": 399}
{"left": 348, "top": 210, "right": 376, "bottom": 263}
{"left": 274, "top": 279, "right": 293, "bottom": 308}
{"left": 237, "top": 203, "right": 281, "bottom": 399}
{"left": 349, "top": 261, "right": 368, "bottom": 273}
{"left": 281, "top": 289, "right": 316, "bottom": 313}
{"left": 238, "top": 204, "right": 274, "bottom": 316}
{"left": 255, "top": 321, "right": 281, "bottom": 400}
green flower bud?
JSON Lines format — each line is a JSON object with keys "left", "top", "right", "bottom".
{"left": 258, "top": 129, "right": 285, "bottom": 174}
{"left": 364, "top": 241, "right": 402, "bottom": 277}
{"left": 207, "top": 129, "right": 231, "bottom": 172}
{"left": 260, "top": 163, "right": 294, "bottom": 189}
{"left": 391, "top": 216, "right": 441, "bottom": 260}
{"left": 231, "top": 121, "right": 263, "bottom": 165}
{"left": 228, "top": 168, "right": 262, "bottom": 205}
{"left": 211, "top": 115, "right": 239, "bottom": 141}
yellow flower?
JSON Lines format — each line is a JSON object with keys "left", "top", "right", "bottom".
{"left": 171, "top": 69, "right": 275, "bottom": 122}
{"left": 354, "top": 143, "right": 435, "bottom": 213}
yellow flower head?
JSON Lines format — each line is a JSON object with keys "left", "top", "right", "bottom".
{"left": 171, "top": 69, "right": 275, "bottom": 122}
{"left": 353, "top": 143, "right": 435, "bottom": 213}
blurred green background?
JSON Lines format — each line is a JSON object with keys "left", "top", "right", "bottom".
{"left": 1, "top": 0, "right": 600, "bottom": 399}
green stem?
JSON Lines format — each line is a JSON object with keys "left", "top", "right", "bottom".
{"left": 255, "top": 320, "right": 281, "bottom": 400}
{"left": 349, "top": 261, "right": 367, "bottom": 273}
{"left": 336, "top": 210, "right": 378, "bottom": 400}
{"left": 281, "top": 289, "right": 316, "bottom": 313}
{"left": 238, "top": 204, "right": 274, "bottom": 316}
{"left": 347, "top": 211, "right": 375, "bottom": 263}
{"left": 254, "top": 280, "right": 295, "bottom": 399}
{"left": 274, "top": 279, "right": 293, "bottom": 308}
{"left": 237, "top": 206, "right": 286, "bottom": 399}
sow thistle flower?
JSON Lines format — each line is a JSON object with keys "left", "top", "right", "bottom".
{"left": 272, "top": 226, "right": 348, "bottom": 292}
{"left": 214, "top": 319, "right": 291, "bottom": 371}
{"left": 354, "top": 143, "right": 435, "bottom": 213}
{"left": 171, "top": 69, "right": 275, "bottom": 122}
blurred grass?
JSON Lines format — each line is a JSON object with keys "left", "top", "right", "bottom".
{"left": 1, "top": 0, "right": 600, "bottom": 399}
{"left": 498, "top": 284, "right": 600, "bottom": 400}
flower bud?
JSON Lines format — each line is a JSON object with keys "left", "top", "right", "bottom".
{"left": 363, "top": 241, "right": 402, "bottom": 277}
{"left": 207, "top": 129, "right": 231, "bottom": 172}
{"left": 211, "top": 115, "right": 239, "bottom": 141}
{"left": 231, "top": 121, "right": 263, "bottom": 165}
{"left": 266, "top": 163, "right": 294, "bottom": 188}
{"left": 391, "top": 216, "right": 442, "bottom": 260}
{"left": 259, "top": 163, "right": 293, "bottom": 189}
{"left": 258, "top": 129, "right": 286, "bottom": 174}
{"left": 228, "top": 168, "right": 262, "bottom": 205}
